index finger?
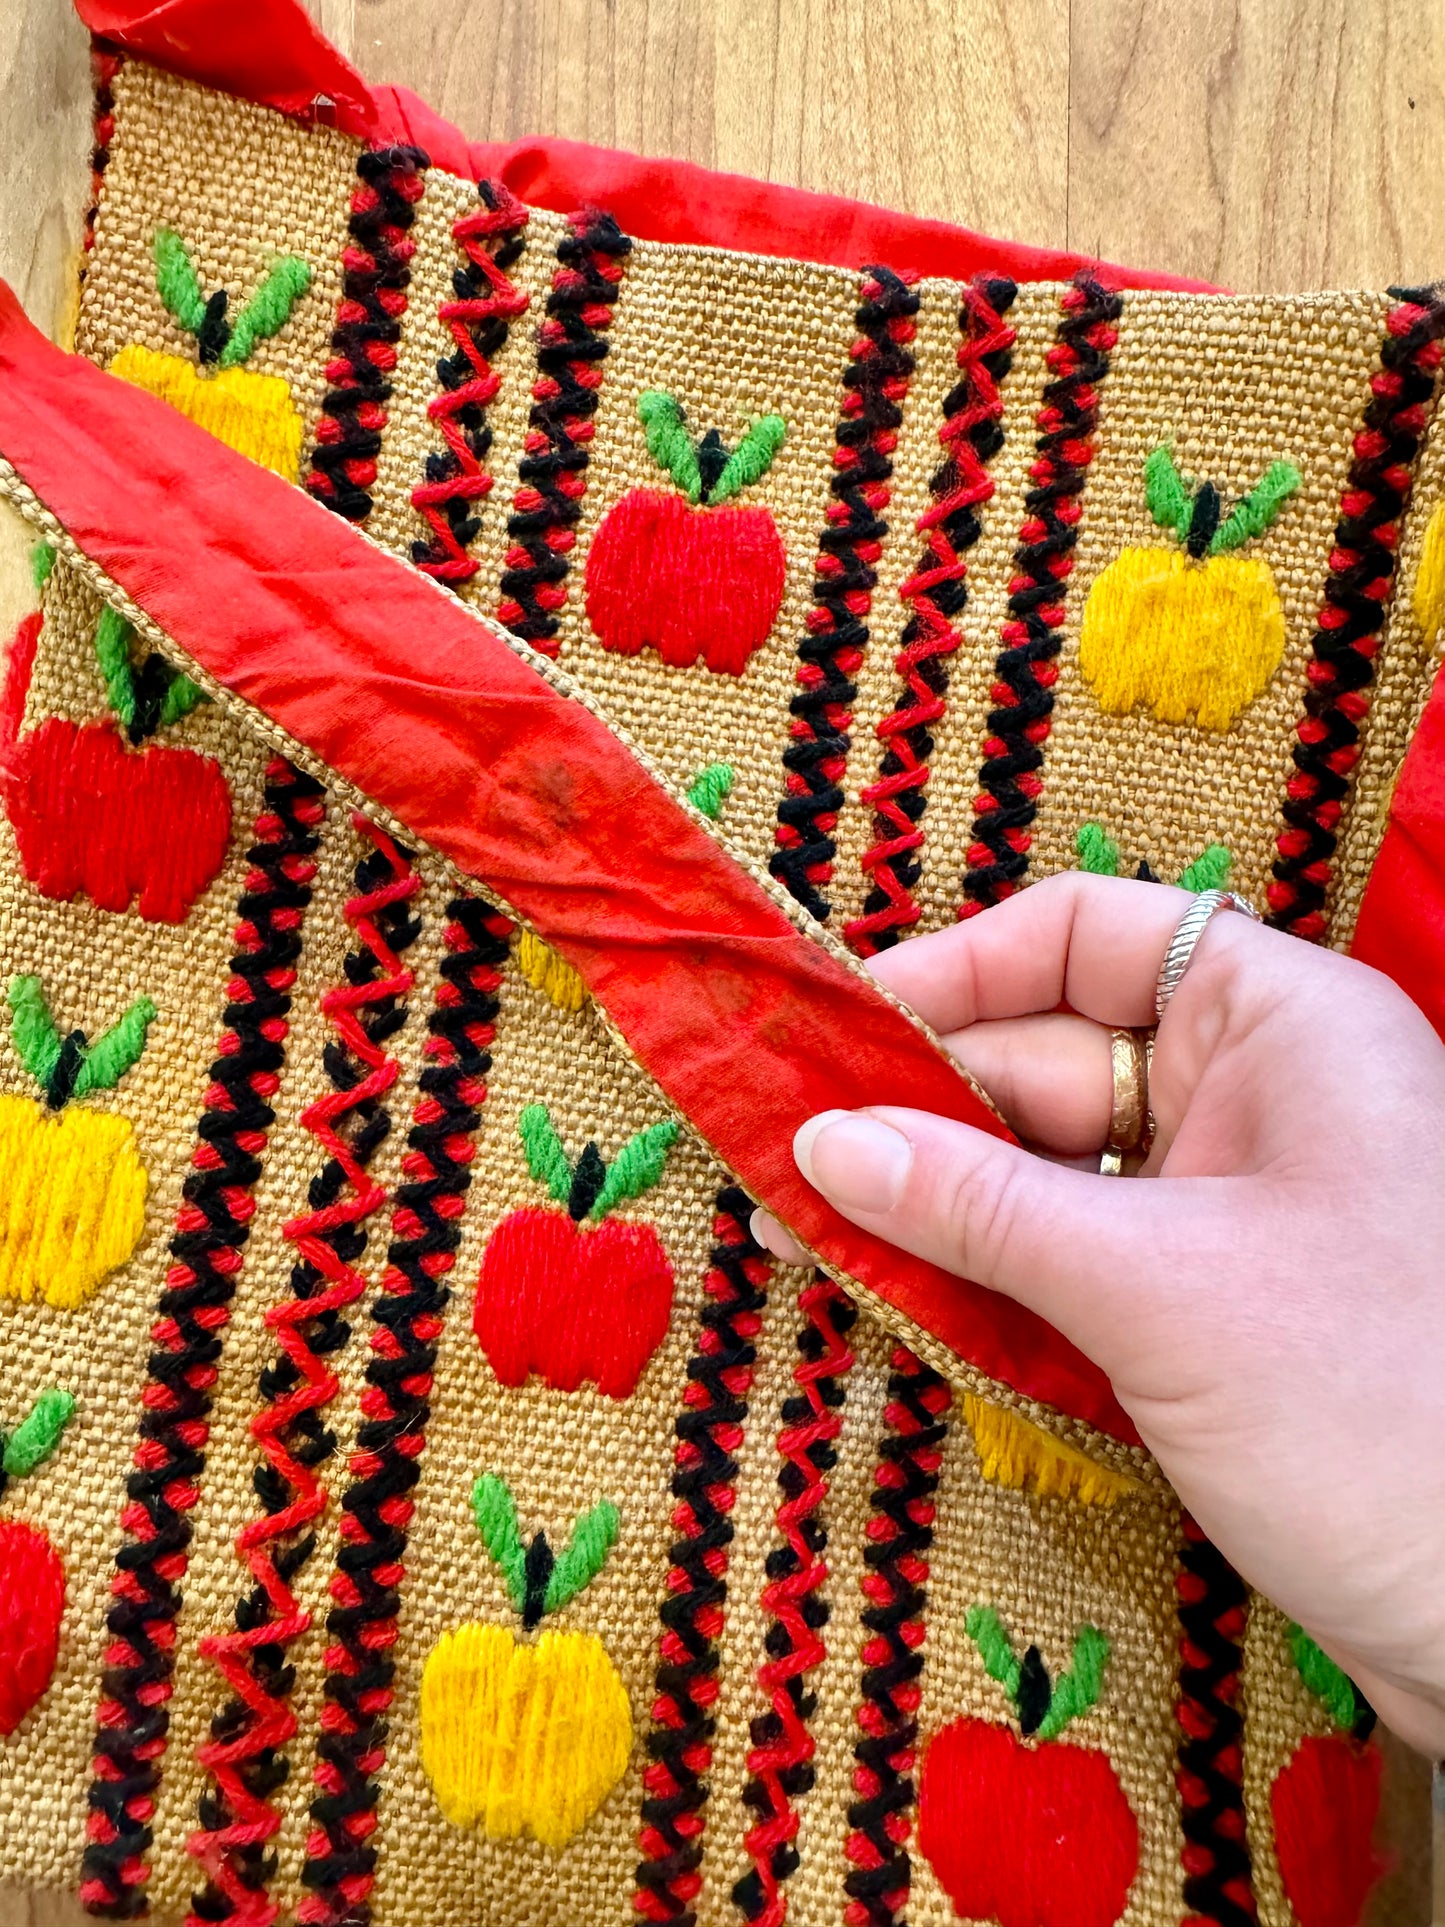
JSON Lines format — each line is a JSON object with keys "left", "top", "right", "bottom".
{"left": 868, "top": 871, "right": 1196, "bottom": 1030}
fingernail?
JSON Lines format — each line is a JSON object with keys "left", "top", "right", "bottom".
{"left": 793, "top": 1110, "right": 912, "bottom": 1215}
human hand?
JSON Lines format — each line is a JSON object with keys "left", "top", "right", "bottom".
{"left": 752, "top": 872, "right": 1445, "bottom": 1753}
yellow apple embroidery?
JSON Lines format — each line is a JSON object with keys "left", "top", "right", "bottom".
{"left": 420, "top": 1475, "right": 632, "bottom": 1849}
{"left": 109, "top": 229, "right": 310, "bottom": 479}
{"left": 0, "top": 975, "right": 155, "bottom": 1309}
{"left": 1079, "top": 447, "right": 1301, "bottom": 731}
{"left": 1413, "top": 500, "right": 1445, "bottom": 646}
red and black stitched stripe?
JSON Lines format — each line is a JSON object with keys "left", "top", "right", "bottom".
{"left": 1268, "top": 288, "right": 1445, "bottom": 941}
{"left": 80, "top": 758, "right": 325, "bottom": 1920}
{"left": 298, "top": 895, "right": 509, "bottom": 1927}
{"left": 634, "top": 1188, "right": 774, "bottom": 1925}
{"left": 1176, "top": 1517, "right": 1255, "bottom": 1927}
{"left": 735, "top": 1278, "right": 859, "bottom": 1927}
{"left": 410, "top": 181, "right": 530, "bottom": 586}
{"left": 847, "top": 276, "right": 1017, "bottom": 955}
{"left": 306, "top": 145, "right": 429, "bottom": 525}
{"left": 843, "top": 1347, "right": 950, "bottom": 1927}
{"left": 496, "top": 209, "right": 631, "bottom": 653}
{"left": 960, "top": 273, "right": 1121, "bottom": 915}
{"left": 185, "top": 826, "right": 423, "bottom": 1927}
{"left": 769, "top": 267, "right": 920, "bottom": 922}
{"left": 83, "top": 46, "right": 121, "bottom": 263}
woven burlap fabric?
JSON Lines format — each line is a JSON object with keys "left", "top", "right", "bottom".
{"left": 0, "top": 49, "right": 1435, "bottom": 1927}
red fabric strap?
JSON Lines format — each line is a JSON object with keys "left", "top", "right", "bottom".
{"left": 0, "top": 285, "right": 1138, "bottom": 1442}
{"left": 72, "top": 0, "right": 1217, "bottom": 294}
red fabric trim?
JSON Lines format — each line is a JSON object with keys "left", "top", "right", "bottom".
{"left": 72, "top": 0, "right": 1219, "bottom": 293}
{"left": 0, "top": 284, "right": 1137, "bottom": 1443}
{"left": 1351, "top": 654, "right": 1445, "bottom": 1039}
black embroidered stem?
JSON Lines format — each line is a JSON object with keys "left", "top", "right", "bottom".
{"left": 80, "top": 759, "right": 325, "bottom": 1920}
{"left": 306, "top": 145, "right": 429, "bottom": 525}
{"left": 634, "top": 1189, "right": 773, "bottom": 1925}
{"left": 497, "top": 210, "right": 632, "bottom": 654}
{"left": 299, "top": 896, "right": 510, "bottom": 1927}
{"left": 769, "top": 267, "right": 920, "bottom": 921}
{"left": 960, "top": 274, "right": 1121, "bottom": 915}
{"left": 843, "top": 1348, "right": 950, "bottom": 1927}
{"left": 1267, "top": 287, "right": 1445, "bottom": 940}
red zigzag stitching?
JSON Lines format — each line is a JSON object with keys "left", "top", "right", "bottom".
{"left": 410, "top": 182, "right": 530, "bottom": 586}
{"left": 184, "top": 817, "right": 422, "bottom": 1927}
{"left": 735, "top": 1279, "right": 859, "bottom": 1927}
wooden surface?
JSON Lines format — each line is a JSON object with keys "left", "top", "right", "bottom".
{"left": 0, "top": 1, "right": 1440, "bottom": 1922}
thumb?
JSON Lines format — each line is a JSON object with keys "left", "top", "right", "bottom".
{"left": 791, "top": 1106, "right": 1212, "bottom": 1378}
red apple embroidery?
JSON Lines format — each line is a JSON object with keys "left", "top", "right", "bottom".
{"left": 918, "top": 1606, "right": 1139, "bottom": 1927}
{"left": 1271, "top": 1627, "right": 1388, "bottom": 1927}
{"left": 0, "top": 1388, "right": 75, "bottom": 1737}
{"left": 473, "top": 1103, "right": 678, "bottom": 1398}
{"left": 584, "top": 390, "right": 787, "bottom": 675}
{"left": 0, "top": 548, "right": 231, "bottom": 923}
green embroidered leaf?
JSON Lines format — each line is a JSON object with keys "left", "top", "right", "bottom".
{"left": 518, "top": 1103, "right": 573, "bottom": 1204}
{"left": 1076, "top": 821, "right": 1120, "bottom": 877}
{"left": 639, "top": 390, "right": 702, "bottom": 504}
{"left": 1178, "top": 843, "right": 1233, "bottom": 893}
{"left": 157, "top": 668, "right": 208, "bottom": 728}
{"left": 219, "top": 254, "right": 312, "bottom": 370}
{"left": 543, "top": 1498, "right": 620, "bottom": 1614}
{"left": 1144, "top": 445, "right": 1192, "bottom": 542}
{"left": 2, "top": 1389, "right": 76, "bottom": 1479}
{"left": 471, "top": 1473, "right": 529, "bottom": 1613}
{"left": 707, "top": 413, "right": 786, "bottom": 505}
{"left": 1035, "top": 1624, "right": 1110, "bottom": 1739}
{"left": 153, "top": 227, "right": 210, "bottom": 339}
{"left": 31, "top": 543, "right": 55, "bottom": 593}
{"left": 73, "top": 997, "right": 157, "bottom": 1100}
{"left": 1289, "top": 1624, "right": 1361, "bottom": 1732}
{"left": 964, "top": 1604, "right": 1023, "bottom": 1705}
{"left": 1209, "top": 460, "right": 1301, "bottom": 555}
{"left": 7, "top": 976, "right": 63, "bottom": 1098}
{"left": 93, "top": 604, "right": 137, "bottom": 727}
{"left": 590, "top": 1119, "right": 678, "bottom": 1220}
{"left": 686, "top": 762, "right": 734, "bottom": 821}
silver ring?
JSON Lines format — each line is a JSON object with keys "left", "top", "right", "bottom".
{"left": 1155, "top": 889, "right": 1259, "bottom": 1020}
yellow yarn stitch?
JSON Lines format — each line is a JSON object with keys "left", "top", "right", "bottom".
{"left": 420, "top": 1622, "right": 632, "bottom": 1848}
{"left": 1413, "top": 501, "right": 1445, "bottom": 647}
{"left": 962, "top": 1394, "right": 1140, "bottom": 1507}
{"left": 1078, "top": 546, "right": 1287, "bottom": 731}
{"left": 517, "top": 929, "right": 589, "bottom": 1012}
{"left": 0, "top": 1092, "right": 148, "bottom": 1309}
{"left": 109, "top": 343, "right": 304, "bottom": 480}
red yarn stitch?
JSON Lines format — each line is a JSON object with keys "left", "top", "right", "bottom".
{"left": 734, "top": 1278, "right": 858, "bottom": 1925}
{"left": 917, "top": 1717, "right": 1139, "bottom": 1927}
{"left": 474, "top": 1203, "right": 674, "bottom": 1399}
{"left": 184, "top": 817, "right": 422, "bottom": 1927}
{"left": 0, "top": 607, "right": 232, "bottom": 924}
{"left": 410, "top": 181, "right": 530, "bottom": 586}
{"left": 1267, "top": 290, "right": 1445, "bottom": 941}
{"left": 0, "top": 1519, "right": 65, "bottom": 1736}
{"left": 960, "top": 275, "right": 1121, "bottom": 915}
{"left": 83, "top": 48, "right": 122, "bottom": 263}
{"left": 1175, "top": 1515, "right": 1256, "bottom": 1926}
{"left": 81, "top": 757, "right": 326, "bottom": 1919}
{"left": 1271, "top": 1734, "right": 1387, "bottom": 1927}
{"left": 846, "top": 278, "right": 1017, "bottom": 954}
{"left": 496, "top": 209, "right": 631, "bottom": 655}
{"left": 842, "top": 1347, "right": 950, "bottom": 1927}
{"left": 633, "top": 1188, "right": 774, "bottom": 1925}
{"left": 585, "top": 487, "right": 788, "bottom": 675}
{"left": 769, "top": 267, "right": 919, "bottom": 921}
{"left": 298, "top": 895, "right": 510, "bottom": 1926}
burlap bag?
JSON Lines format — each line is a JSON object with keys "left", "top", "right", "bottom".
{"left": 0, "top": 31, "right": 1438, "bottom": 1927}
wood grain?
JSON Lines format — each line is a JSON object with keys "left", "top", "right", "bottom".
{"left": 0, "top": 1, "right": 1438, "bottom": 1922}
